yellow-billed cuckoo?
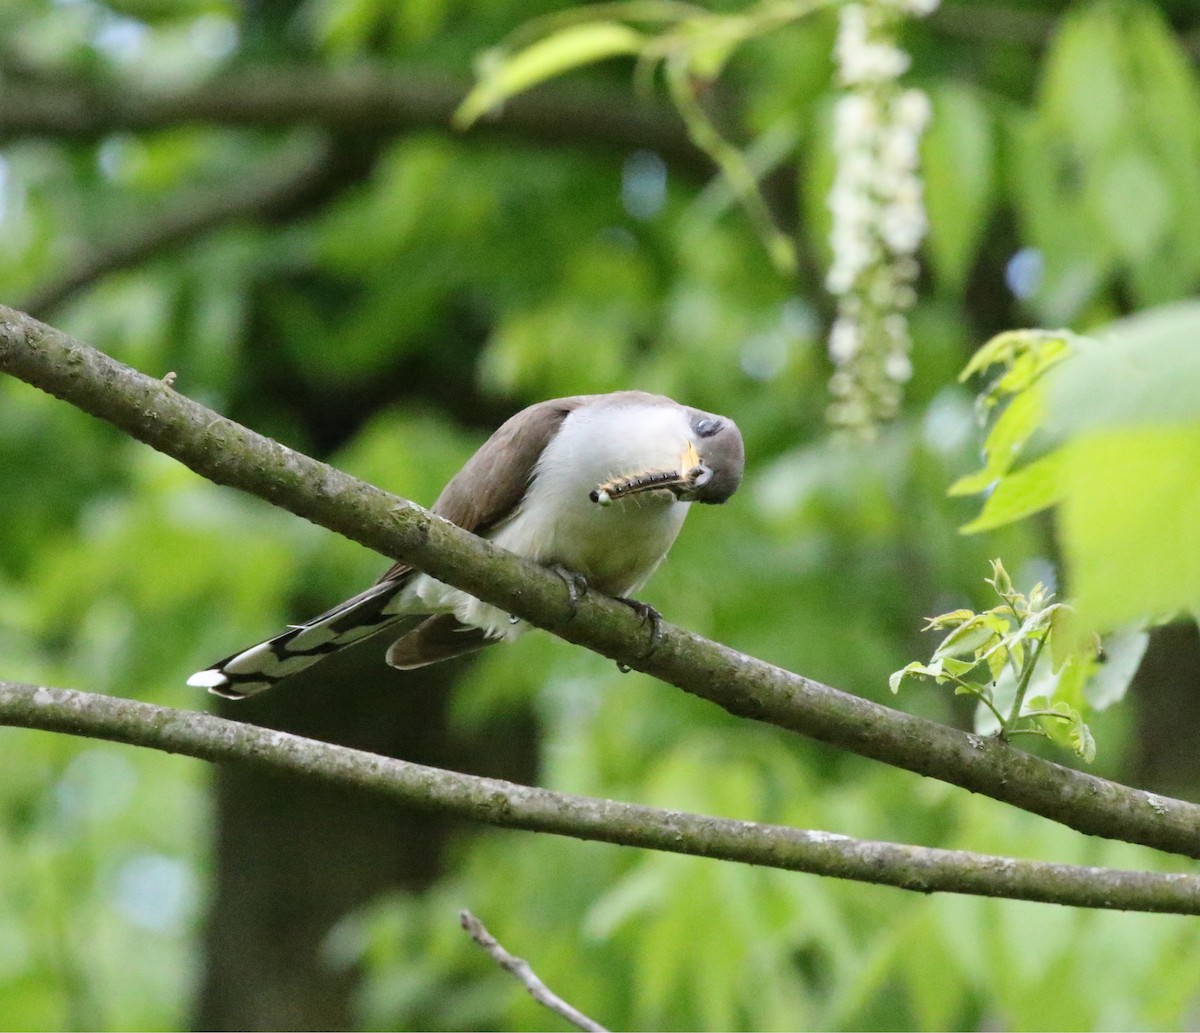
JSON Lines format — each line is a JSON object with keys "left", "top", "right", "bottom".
{"left": 188, "top": 391, "right": 744, "bottom": 698}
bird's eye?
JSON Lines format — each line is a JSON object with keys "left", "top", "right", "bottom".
{"left": 694, "top": 418, "right": 722, "bottom": 438}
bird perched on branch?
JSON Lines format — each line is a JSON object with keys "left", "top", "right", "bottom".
{"left": 188, "top": 391, "right": 745, "bottom": 698}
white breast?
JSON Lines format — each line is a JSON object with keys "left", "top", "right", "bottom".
{"left": 402, "top": 401, "right": 694, "bottom": 638}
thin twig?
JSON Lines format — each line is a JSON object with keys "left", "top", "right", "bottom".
{"left": 459, "top": 910, "right": 608, "bottom": 1032}
{"left": 1003, "top": 634, "right": 1049, "bottom": 738}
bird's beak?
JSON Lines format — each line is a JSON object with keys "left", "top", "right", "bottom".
{"left": 589, "top": 441, "right": 711, "bottom": 506}
{"left": 681, "top": 442, "right": 713, "bottom": 482}
{"left": 680, "top": 441, "right": 701, "bottom": 473}
{"left": 673, "top": 441, "right": 712, "bottom": 499}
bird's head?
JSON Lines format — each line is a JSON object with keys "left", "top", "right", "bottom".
{"left": 679, "top": 410, "right": 745, "bottom": 504}
{"left": 587, "top": 399, "right": 746, "bottom": 508}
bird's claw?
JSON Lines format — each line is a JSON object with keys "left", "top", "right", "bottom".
{"left": 615, "top": 597, "right": 663, "bottom": 656}
{"left": 550, "top": 564, "right": 589, "bottom": 617}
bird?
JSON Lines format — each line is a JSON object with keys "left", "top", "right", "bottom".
{"left": 188, "top": 391, "right": 745, "bottom": 698}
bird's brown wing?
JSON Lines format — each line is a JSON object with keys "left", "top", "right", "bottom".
{"left": 375, "top": 396, "right": 590, "bottom": 669}
{"left": 374, "top": 396, "right": 587, "bottom": 585}
{"left": 384, "top": 614, "right": 491, "bottom": 670}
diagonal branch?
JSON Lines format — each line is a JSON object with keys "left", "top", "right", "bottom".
{"left": 1, "top": 303, "right": 1199, "bottom": 860}
{"left": 459, "top": 910, "right": 608, "bottom": 1032}
{"left": 0, "top": 679, "right": 1198, "bottom": 914}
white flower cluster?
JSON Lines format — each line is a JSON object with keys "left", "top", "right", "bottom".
{"left": 834, "top": 4, "right": 910, "bottom": 84}
{"left": 825, "top": 0, "right": 937, "bottom": 433}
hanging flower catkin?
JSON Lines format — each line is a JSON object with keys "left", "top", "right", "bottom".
{"left": 826, "top": 0, "right": 937, "bottom": 434}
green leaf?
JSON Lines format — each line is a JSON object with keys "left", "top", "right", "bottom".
{"left": 455, "top": 22, "right": 646, "bottom": 128}
{"left": 1070, "top": 717, "right": 1097, "bottom": 764}
{"left": 949, "top": 385, "right": 1046, "bottom": 497}
{"left": 683, "top": 31, "right": 740, "bottom": 82}
{"left": 1096, "top": 151, "right": 1170, "bottom": 263}
{"left": 958, "top": 329, "right": 1073, "bottom": 389}
{"left": 940, "top": 656, "right": 982, "bottom": 678}
{"left": 1039, "top": 3, "right": 1126, "bottom": 154}
{"left": 933, "top": 613, "right": 1003, "bottom": 660}
{"left": 799, "top": 95, "right": 837, "bottom": 268}
{"left": 982, "top": 385, "right": 1043, "bottom": 476}
{"left": 1007, "top": 111, "right": 1112, "bottom": 323}
{"left": 1015, "top": 0, "right": 1200, "bottom": 315}
{"left": 1059, "top": 425, "right": 1200, "bottom": 635}
{"left": 1044, "top": 703, "right": 1096, "bottom": 765}
{"left": 1119, "top": 5, "right": 1200, "bottom": 303}
{"left": 1085, "top": 630, "right": 1149, "bottom": 711}
{"left": 957, "top": 329, "right": 1024, "bottom": 383}
{"left": 1016, "top": 2, "right": 1125, "bottom": 320}
{"left": 960, "top": 453, "right": 1063, "bottom": 534}
{"left": 986, "top": 558, "right": 1013, "bottom": 597}
{"left": 1048, "top": 604, "right": 1077, "bottom": 674}
{"left": 947, "top": 466, "right": 997, "bottom": 497}
{"left": 984, "top": 642, "right": 1008, "bottom": 681}
{"left": 889, "top": 659, "right": 940, "bottom": 693}
{"left": 921, "top": 84, "right": 996, "bottom": 293}
{"left": 1047, "top": 302, "right": 1200, "bottom": 436}
{"left": 1048, "top": 649, "right": 1090, "bottom": 715}
{"left": 994, "top": 343, "right": 1069, "bottom": 396}
{"left": 1004, "top": 635, "right": 1025, "bottom": 674}
{"left": 923, "top": 608, "right": 977, "bottom": 629}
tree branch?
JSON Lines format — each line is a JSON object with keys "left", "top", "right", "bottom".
{"left": 929, "top": 3, "right": 1057, "bottom": 49}
{"left": 930, "top": 3, "right": 1200, "bottom": 61}
{"left": 0, "top": 679, "right": 1197, "bottom": 914}
{"left": 459, "top": 910, "right": 608, "bottom": 1032}
{"left": 0, "top": 67, "right": 709, "bottom": 175}
{"left": 1, "top": 303, "right": 1199, "bottom": 860}
{"left": 2, "top": 12, "right": 1198, "bottom": 174}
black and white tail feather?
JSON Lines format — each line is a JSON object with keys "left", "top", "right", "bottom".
{"left": 189, "top": 572, "right": 496, "bottom": 698}
{"left": 187, "top": 579, "right": 415, "bottom": 699}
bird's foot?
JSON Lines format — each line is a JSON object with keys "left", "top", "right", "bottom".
{"left": 615, "top": 597, "right": 663, "bottom": 657}
{"left": 550, "top": 564, "right": 589, "bottom": 618}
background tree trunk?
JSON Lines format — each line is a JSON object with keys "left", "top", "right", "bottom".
{"left": 194, "top": 642, "right": 537, "bottom": 1030}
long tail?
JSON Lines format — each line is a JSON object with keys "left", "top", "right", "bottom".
{"left": 187, "top": 578, "right": 418, "bottom": 699}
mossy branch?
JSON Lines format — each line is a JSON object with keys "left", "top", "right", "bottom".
{"left": 1, "top": 303, "right": 1199, "bottom": 864}
{"left": 1, "top": 679, "right": 1198, "bottom": 914}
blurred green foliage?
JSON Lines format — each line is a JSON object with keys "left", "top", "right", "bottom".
{"left": 953, "top": 305, "right": 1200, "bottom": 640}
{"left": 2, "top": 0, "right": 1200, "bottom": 1029}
